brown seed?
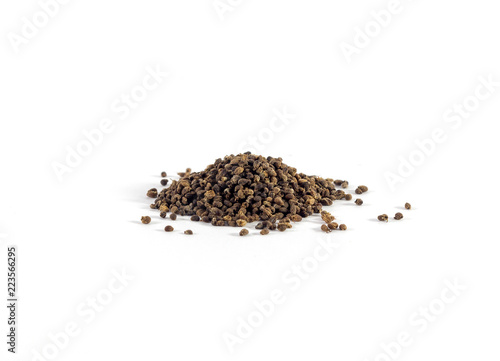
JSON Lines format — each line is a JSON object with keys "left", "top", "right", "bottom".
{"left": 191, "top": 215, "right": 200, "bottom": 222}
{"left": 341, "top": 181, "right": 348, "bottom": 189}
{"left": 334, "top": 179, "right": 344, "bottom": 186}
{"left": 321, "top": 224, "right": 331, "bottom": 233}
{"left": 260, "top": 228, "right": 270, "bottom": 235}
{"left": 277, "top": 223, "right": 288, "bottom": 232}
{"left": 141, "top": 216, "right": 151, "bottom": 224}
{"left": 355, "top": 199, "right": 363, "bottom": 206}
{"left": 405, "top": 203, "right": 411, "bottom": 210}
{"left": 184, "top": 230, "right": 193, "bottom": 235}
{"left": 328, "top": 222, "right": 338, "bottom": 230}
{"left": 290, "top": 214, "right": 302, "bottom": 222}
{"left": 170, "top": 213, "right": 177, "bottom": 220}
{"left": 345, "top": 194, "right": 352, "bottom": 201}
{"left": 147, "top": 188, "right": 158, "bottom": 198}
{"left": 160, "top": 179, "right": 169, "bottom": 186}
{"left": 159, "top": 204, "right": 169, "bottom": 213}
{"left": 358, "top": 185, "right": 368, "bottom": 192}
{"left": 339, "top": 224, "right": 347, "bottom": 231}
{"left": 236, "top": 219, "right": 247, "bottom": 227}
{"left": 394, "top": 212, "right": 403, "bottom": 220}
{"left": 160, "top": 211, "right": 167, "bottom": 218}
{"left": 202, "top": 216, "right": 210, "bottom": 223}
{"left": 161, "top": 172, "right": 167, "bottom": 177}
{"left": 164, "top": 225, "right": 174, "bottom": 232}
{"left": 355, "top": 188, "right": 363, "bottom": 194}
{"left": 378, "top": 214, "right": 388, "bottom": 222}
{"left": 239, "top": 228, "right": 249, "bottom": 236}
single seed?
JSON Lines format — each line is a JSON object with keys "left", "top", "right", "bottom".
{"left": 191, "top": 215, "right": 200, "bottom": 222}
{"left": 405, "top": 202, "right": 411, "bottom": 210}
{"left": 159, "top": 204, "right": 169, "bottom": 212}
{"left": 141, "top": 216, "right": 151, "bottom": 224}
{"left": 355, "top": 188, "right": 362, "bottom": 194}
{"left": 339, "top": 224, "right": 347, "bottom": 230}
{"left": 164, "top": 225, "right": 174, "bottom": 232}
{"left": 184, "top": 230, "right": 193, "bottom": 235}
{"left": 328, "top": 222, "right": 338, "bottom": 230}
{"left": 394, "top": 212, "right": 403, "bottom": 220}
{"left": 290, "top": 214, "right": 302, "bottom": 222}
{"left": 378, "top": 214, "right": 388, "bottom": 222}
{"left": 160, "top": 211, "right": 167, "bottom": 218}
{"left": 345, "top": 194, "right": 352, "bottom": 201}
{"left": 170, "top": 214, "right": 177, "bottom": 220}
{"left": 341, "top": 181, "right": 348, "bottom": 189}
{"left": 260, "top": 228, "right": 270, "bottom": 235}
{"left": 277, "top": 223, "right": 288, "bottom": 232}
{"left": 358, "top": 185, "right": 368, "bottom": 192}
{"left": 161, "top": 172, "right": 167, "bottom": 177}
{"left": 239, "top": 228, "right": 249, "bottom": 236}
{"left": 334, "top": 179, "right": 344, "bottom": 186}
{"left": 160, "top": 179, "right": 169, "bottom": 186}
{"left": 321, "top": 224, "right": 331, "bottom": 233}
{"left": 355, "top": 199, "right": 363, "bottom": 206}
{"left": 147, "top": 188, "right": 158, "bottom": 198}
{"left": 236, "top": 219, "right": 247, "bottom": 227}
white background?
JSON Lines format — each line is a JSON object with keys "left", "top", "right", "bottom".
{"left": 1, "top": 0, "right": 500, "bottom": 360}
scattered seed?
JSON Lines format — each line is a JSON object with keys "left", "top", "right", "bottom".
{"left": 260, "top": 228, "right": 270, "bottom": 235}
{"left": 161, "top": 179, "right": 169, "bottom": 186}
{"left": 341, "top": 181, "right": 348, "bottom": 189}
{"left": 328, "top": 222, "right": 338, "bottom": 230}
{"left": 358, "top": 185, "right": 368, "bottom": 192}
{"left": 170, "top": 214, "right": 177, "bottom": 220}
{"left": 164, "top": 225, "right": 174, "bottom": 232}
{"left": 378, "top": 214, "right": 388, "bottom": 222}
{"left": 147, "top": 188, "right": 158, "bottom": 198}
{"left": 239, "top": 228, "right": 249, "bottom": 236}
{"left": 278, "top": 223, "right": 288, "bottom": 232}
{"left": 141, "top": 216, "right": 151, "bottom": 224}
{"left": 160, "top": 211, "right": 167, "bottom": 218}
{"left": 161, "top": 172, "right": 167, "bottom": 177}
{"left": 184, "top": 230, "right": 193, "bottom": 235}
{"left": 321, "top": 224, "right": 331, "bottom": 233}
{"left": 345, "top": 194, "right": 353, "bottom": 201}
{"left": 405, "top": 202, "right": 411, "bottom": 210}
{"left": 394, "top": 212, "right": 403, "bottom": 220}
{"left": 355, "top": 199, "right": 363, "bottom": 206}
{"left": 191, "top": 215, "right": 200, "bottom": 222}
{"left": 339, "top": 224, "right": 347, "bottom": 230}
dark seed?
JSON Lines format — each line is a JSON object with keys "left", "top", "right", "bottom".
{"left": 355, "top": 199, "right": 363, "bottom": 206}
{"left": 147, "top": 188, "right": 158, "bottom": 198}
{"left": 161, "top": 172, "right": 167, "bottom": 177}
{"left": 170, "top": 214, "right": 177, "bottom": 220}
{"left": 191, "top": 215, "right": 200, "bottom": 222}
{"left": 141, "top": 216, "right": 151, "bottom": 224}
{"left": 164, "top": 225, "right": 174, "bottom": 232}
{"left": 161, "top": 179, "right": 169, "bottom": 186}
{"left": 277, "top": 223, "right": 288, "bottom": 232}
{"left": 184, "top": 230, "right": 193, "bottom": 235}
{"left": 358, "top": 185, "right": 368, "bottom": 192}
{"left": 405, "top": 203, "right": 411, "bottom": 210}
{"left": 339, "top": 224, "right": 347, "bottom": 230}
{"left": 239, "top": 229, "right": 249, "bottom": 236}
{"left": 394, "top": 212, "right": 403, "bottom": 220}
{"left": 160, "top": 211, "right": 167, "bottom": 218}
{"left": 378, "top": 214, "right": 388, "bottom": 222}
{"left": 341, "top": 181, "right": 348, "bottom": 189}
{"left": 345, "top": 194, "right": 352, "bottom": 201}
{"left": 260, "top": 228, "right": 270, "bottom": 235}
{"left": 328, "top": 222, "right": 338, "bottom": 230}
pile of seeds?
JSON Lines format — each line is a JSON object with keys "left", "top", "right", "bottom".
{"left": 142, "top": 153, "right": 411, "bottom": 235}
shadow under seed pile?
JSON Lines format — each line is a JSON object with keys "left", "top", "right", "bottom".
{"left": 147, "top": 153, "right": 350, "bottom": 228}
